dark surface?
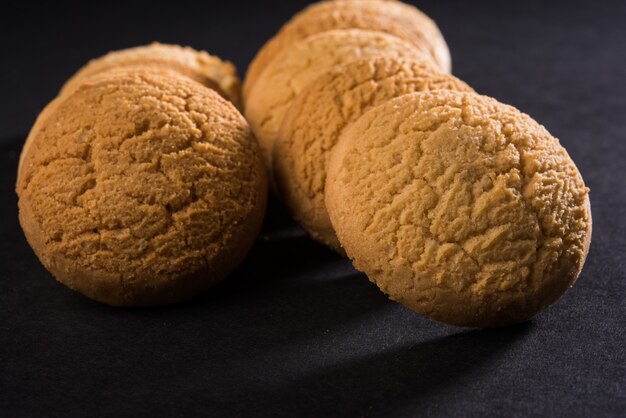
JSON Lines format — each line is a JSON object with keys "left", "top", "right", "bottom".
{"left": 1, "top": 1, "right": 625, "bottom": 416}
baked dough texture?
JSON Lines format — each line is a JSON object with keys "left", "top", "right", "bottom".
{"left": 17, "top": 69, "right": 267, "bottom": 306}
{"left": 243, "top": 0, "right": 450, "bottom": 100}
{"left": 245, "top": 29, "right": 434, "bottom": 171}
{"left": 61, "top": 42, "right": 241, "bottom": 108}
{"left": 18, "top": 67, "right": 211, "bottom": 180}
{"left": 274, "top": 57, "right": 472, "bottom": 251}
{"left": 325, "top": 91, "right": 591, "bottom": 327}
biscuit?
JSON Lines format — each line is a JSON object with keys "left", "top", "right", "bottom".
{"left": 274, "top": 57, "right": 472, "bottom": 251}
{"left": 61, "top": 42, "right": 241, "bottom": 108}
{"left": 325, "top": 91, "right": 592, "bottom": 327}
{"left": 245, "top": 29, "right": 434, "bottom": 171}
{"left": 17, "top": 69, "right": 267, "bottom": 306}
{"left": 243, "top": 0, "right": 450, "bottom": 100}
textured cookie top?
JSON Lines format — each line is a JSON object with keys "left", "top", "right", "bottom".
{"left": 326, "top": 91, "right": 591, "bottom": 327}
{"left": 18, "top": 70, "right": 266, "bottom": 304}
{"left": 275, "top": 57, "right": 472, "bottom": 251}
{"left": 245, "top": 29, "right": 433, "bottom": 169}
{"left": 243, "top": 0, "right": 450, "bottom": 100}
{"left": 61, "top": 43, "right": 241, "bottom": 108}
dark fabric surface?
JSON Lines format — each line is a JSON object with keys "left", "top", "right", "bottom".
{"left": 0, "top": 1, "right": 624, "bottom": 416}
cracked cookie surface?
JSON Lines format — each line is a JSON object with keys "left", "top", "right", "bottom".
{"left": 274, "top": 57, "right": 472, "bottom": 251}
{"left": 243, "top": 0, "right": 450, "bottom": 100}
{"left": 325, "top": 91, "right": 591, "bottom": 327}
{"left": 17, "top": 69, "right": 267, "bottom": 306}
{"left": 245, "top": 29, "right": 433, "bottom": 171}
{"left": 61, "top": 42, "right": 241, "bottom": 108}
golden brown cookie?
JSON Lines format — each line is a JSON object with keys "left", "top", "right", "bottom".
{"left": 243, "top": 0, "right": 450, "bottom": 100}
{"left": 274, "top": 57, "right": 473, "bottom": 252}
{"left": 61, "top": 42, "right": 242, "bottom": 108}
{"left": 326, "top": 91, "right": 592, "bottom": 327}
{"left": 245, "top": 29, "right": 434, "bottom": 172}
{"left": 17, "top": 69, "right": 267, "bottom": 306}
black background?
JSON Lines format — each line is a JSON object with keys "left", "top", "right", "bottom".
{"left": 1, "top": 1, "right": 625, "bottom": 416}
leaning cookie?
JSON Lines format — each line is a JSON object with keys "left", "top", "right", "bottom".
{"left": 326, "top": 91, "right": 591, "bottom": 328}
{"left": 243, "top": 0, "right": 450, "bottom": 100}
{"left": 245, "top": 29, "right": 434, "bottom": 173}
{"left": 17, "top": 69, "right": 267, "bottom": 306}
{"left": 60, "top": 42, "right": 242, "bottom": 108}
{"left": 274, "top": 57, "right": 473, "bottom": 252}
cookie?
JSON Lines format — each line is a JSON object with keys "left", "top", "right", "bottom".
{"left": 274, "top": 57, "right": 472, "bottom": 251}
{"left": 245, "top": 29, "right": 434, "bottom": 171}
{"left": 61, "top": 42, "right": 241, "bottom": 108}
{"left": 243, "top": 0, "right": 450, "bottom": 100}
{"left": 325, "top": 91, "right": 592, "bottom": 327}
{"left": 17, "top": 69, "right": 267, "bottom": 306}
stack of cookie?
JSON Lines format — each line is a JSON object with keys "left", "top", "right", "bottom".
{"left": 245, "top": 0, "right": 592, "bottom": 327}
{"left": 16, "top": 1, "right": 592, "bottom": 328}
{"left": 17, "top": 43, "right": 267, "bottom": 306}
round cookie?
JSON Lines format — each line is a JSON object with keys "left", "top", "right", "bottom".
{"left": 61, "top": 42, "right": 241, "bottom": 108}
{"left": 17, "top": 69, "right": 267, "bottom": 306}
{"left": 243, "top": 0, "right": 450, "bottom": 100}
{"left": 325, "top": 91, "right": 592, "bottom": 328}
{"left": 244, "top": 28, "right": 434, "bottom": 171}
{"left": 274, "top": 57, "right": 473, "bottom": 252}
